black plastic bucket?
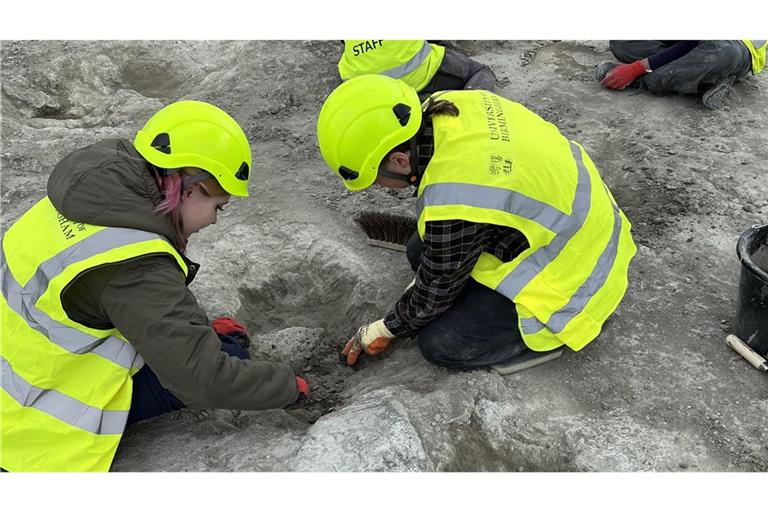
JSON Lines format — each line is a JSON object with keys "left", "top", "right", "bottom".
{"left": 735, "top": 223, "right": 768, "bottom": 356}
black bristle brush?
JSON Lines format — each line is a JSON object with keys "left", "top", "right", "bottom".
{"left": 353, "top": 211, "right": 417, "bottom": 252}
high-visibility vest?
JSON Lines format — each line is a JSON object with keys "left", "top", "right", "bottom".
{"left": 743, "top": 40, "right": 767, "bottom": 74}
{"left": 338, "top": 40, "right": 446, "bottom": 92}
{"left": 415, "top": 90, "right": 637, "bottom": 352}
{"left": 0, "top": 197, "right": 188, "bottom": 471}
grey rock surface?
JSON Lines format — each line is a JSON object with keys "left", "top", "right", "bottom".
{"left": 2, "top": 40, "right": 767, "bottom": 471}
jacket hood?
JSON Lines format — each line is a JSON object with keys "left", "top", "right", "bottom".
{"left": 47, "top": 139, "right": 178, "bottom": 244}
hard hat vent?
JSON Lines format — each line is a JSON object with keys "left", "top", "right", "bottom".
{"left": 338, "top": 166, "right": 359, "bottom": 181}
{"left": 151, "top": 133, "right": 171, "bottom": 154}
{"left": 235, "top": 162, "right": 250, "bottom": 180}
{"left": 392, "top": 103, "right": 411, "bottom": 127}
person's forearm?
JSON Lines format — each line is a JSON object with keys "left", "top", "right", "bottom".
{"left": 103, "top": 257, "right": 298, "bottom": 410}
{"left": 647, "top": 41, "right": 699, "bottom": 70}
{"left": 384, "top": 220, "right": 491, "bottom": 336}
{"left": 384, "top": 267, "right": 475, "bottom": 336}
{"left": 464, "top": 65, "right": 496, "bottom": 90}
{"left": 433, "top": 47, "right": 497, "bottom": 91}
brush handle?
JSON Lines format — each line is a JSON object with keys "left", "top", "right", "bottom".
{"left": 726, "top": 334, "right": 768, "bottom": 372}
{"left": 366, "top": 239, "right": 407, "bottom": 252}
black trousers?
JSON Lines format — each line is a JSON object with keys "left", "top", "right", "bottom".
{"left": 405, "top": 233, "right": 526, "bottom": 369}
{"left": 609, "top": 40, "right": 752, "bottom": 95}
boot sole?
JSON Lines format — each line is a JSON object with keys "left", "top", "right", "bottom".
{"left": 702, "top": 76, "right": 736, "bottom": 110}
{"left": 491, "top": 348, "right": 564, "bottom": 375}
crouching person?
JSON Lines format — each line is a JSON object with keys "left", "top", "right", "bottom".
{"left": 0, "top": 100, "right": 307, "bottom": 472}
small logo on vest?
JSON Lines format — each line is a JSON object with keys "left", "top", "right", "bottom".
{"left": 489, "top": 154, "right": 514, "bottom": 176}
{"left": 352, "top": 40, "right": 384, "bottom": 57}
{"left": 482, "top": 94, "right": 510, "bottom": 143}
{"left": 56, "top": 211, "right": 86, "bottom": 240}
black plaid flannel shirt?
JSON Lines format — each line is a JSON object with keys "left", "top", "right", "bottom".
{"left": 384, "top": 120, "right": 529, "bottom": 337}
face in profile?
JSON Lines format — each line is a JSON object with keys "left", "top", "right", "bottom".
{"left": 179, "top": 184, "right": 230, "bottom": 237}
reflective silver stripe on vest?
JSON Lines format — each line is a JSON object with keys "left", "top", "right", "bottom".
{"left": 520, "top": 197, "right": 622, "bottom": 335}
{"left": 416, "top": 140, "right": 592, "bottom": 300}
{"left": 0, "top": 227, "right": 165, "bottom": 371}
{"left": 495, "top": 141, "right": 591, "bottom": 300}
{"left": 0, "top": 355, "right": 128, "bottom": 435}
{"left": 380, "top": 41, "right": 432, "bottom": 79}
{"left": 416, "top": 183, "right": 573, "bottom": 233}
{"left": 751, "top": 40, "right": 767, "bottom": 48}
{"left": 416, "top": 141, "right": 620, "bottom": 337}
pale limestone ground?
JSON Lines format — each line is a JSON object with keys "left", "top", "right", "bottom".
{"left": 2, "top": 40, "right": 766, "bottom": 471}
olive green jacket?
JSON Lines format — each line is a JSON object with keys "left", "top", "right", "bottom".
{"left": 46, "top": 139, "right": 298, "bottom": 411}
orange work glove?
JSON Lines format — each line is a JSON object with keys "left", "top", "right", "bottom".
{"left": 341, "top": 319, "right": 394, "bottom": 365}
{"left": 285, "top": 376, "right": 309, "bottom": 409}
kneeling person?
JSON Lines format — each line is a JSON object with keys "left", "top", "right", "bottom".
{"left": 317, "top": 75, "right": 637, "bottom": 373}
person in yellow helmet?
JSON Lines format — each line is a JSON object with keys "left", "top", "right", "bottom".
{"left": 0, "top": 100, "right": 308, "bottom": 472}
{"left": 317, "top": 75, "right": 636, "bottom": 374}
{"left": 596, "top": 40, "right": 765, "bottom": 109}
{"left": 338, "top": 40, "right": 496, "bottom": 95}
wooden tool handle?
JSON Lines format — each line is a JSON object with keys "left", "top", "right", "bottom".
{"left": 726, "top": 334, "right": 768, "bottom": 372}
{"left": 366, "top": 239, "right": 407, "bottom": 252}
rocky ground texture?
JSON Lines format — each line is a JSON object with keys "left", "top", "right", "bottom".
{"left": 2, "top": 40, "right": 767, "bottom": 471}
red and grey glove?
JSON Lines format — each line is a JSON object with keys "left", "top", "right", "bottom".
{"left": 601, "top": 60, "right": 647, "bottom": 90}
{"left": 212, "top": 316, "right": 250, "bottom": 348}
{"left": 285, "top": 376, "right": 309, "bottom": 409}
{"left": 341, "top": 319, "right": 394, "bottom": 366}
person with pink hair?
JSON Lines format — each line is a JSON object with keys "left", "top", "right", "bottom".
{"left": 1, "top": 100, "right": 307, "bottom": 472}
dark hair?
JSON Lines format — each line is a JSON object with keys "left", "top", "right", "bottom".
{"left": 381, "top": 95, "right": 460, "bottom": 163}
{"left": 422, "top": 95, "right": 460, "bottom": 118}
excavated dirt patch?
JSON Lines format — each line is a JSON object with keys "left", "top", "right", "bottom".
{"left": 231, "top": 246, "right": 393, "bottom": 420}
{"left": 238, "top": 263, "right": 361, "bottom": 338}
{"left": 248, "top": 326, "right": 354, "bottom": 421}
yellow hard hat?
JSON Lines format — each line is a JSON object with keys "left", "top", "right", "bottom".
{"left": 316, "top": 74, "right": 422, "bottom": 191}
{"left": 134, "top": 100, "right": 252, "bottom": 197}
